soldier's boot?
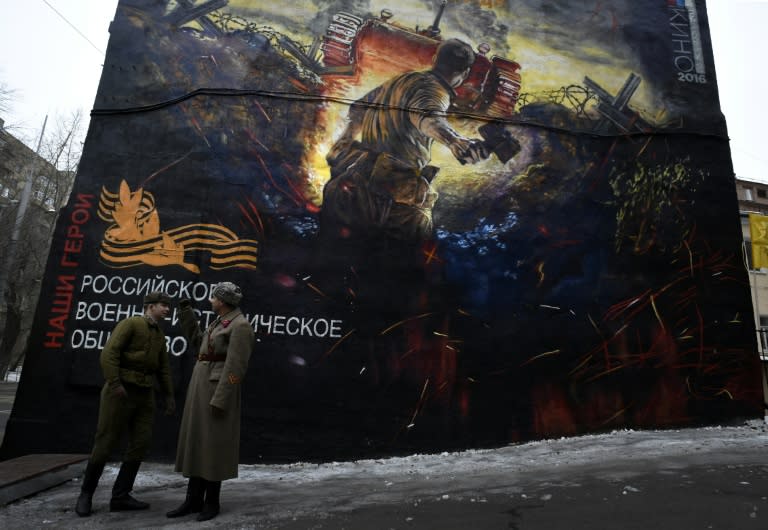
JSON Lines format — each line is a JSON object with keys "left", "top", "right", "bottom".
{"left": 196, "top": 480, "right": 222, "bottom": 521}
{"left": 166, "top": 476, "right": 205, "bottom": 517}
{"left": 109, "top": 461, "right": 150, "bottom": 511}
{"left": 75, "top": 460, "right": 106, "bottom": 517}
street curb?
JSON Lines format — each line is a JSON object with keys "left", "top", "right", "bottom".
{"left": 0, "top": 454, "right": 89, "bottom": 505}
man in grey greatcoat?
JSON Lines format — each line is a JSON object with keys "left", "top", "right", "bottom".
{"left": 167, "top": 282, "right": 255, "bottom": 522}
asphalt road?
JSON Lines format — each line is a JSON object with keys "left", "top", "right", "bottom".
{"left": 274, "top": 460, "right": 768, "bottom": 530}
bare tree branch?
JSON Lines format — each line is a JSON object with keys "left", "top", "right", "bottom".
{"left": 0, "top": 109, "right": 84, "bottom": 378}
{"left": 0, "top": 81, "right": 14, "bottom": 116}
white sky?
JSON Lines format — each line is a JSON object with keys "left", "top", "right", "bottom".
{"left": 0, "top": 0, "right": 119, "bottom": 144}
{"left": 0, "top": 0, "right": 766, "bottom": 182}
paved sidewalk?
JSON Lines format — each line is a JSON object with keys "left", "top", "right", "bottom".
{"left": 0, "top": 422, "right": 767, "bottom": 529}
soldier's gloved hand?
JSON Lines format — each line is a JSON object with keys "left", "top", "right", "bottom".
{"left": 178, "top": 298, "right": 192, "bottom": 310}
{"left": 457, "top": 139, "right": 490, "bottom": 165}
{"left": 164, "top": 395, "right": 176, "bottom": 416}
{"left": 210, "top": 404, "right": 226, "bottom": 418}
{"left": 112, "top": 384, "right": 128, "bottom": 399}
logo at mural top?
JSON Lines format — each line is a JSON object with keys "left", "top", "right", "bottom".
{"left": 97, "top": 180, "right": 258, "bottom": 272}
{"left": 668, "top": 0, "right": 707, "bottom": 84}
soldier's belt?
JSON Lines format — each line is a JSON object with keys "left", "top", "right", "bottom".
{"left": 118, "top": 367, "right": 155, "bottom": 387}
{"left": 369, "top": 153, "right": 438, "bottom": 208}
{"left": 198, "top": 353, "right": 227, "bottom": 362}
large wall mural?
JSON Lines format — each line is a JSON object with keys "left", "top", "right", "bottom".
{"left": 2, "top": 0, "right": 763, "bottom": 462}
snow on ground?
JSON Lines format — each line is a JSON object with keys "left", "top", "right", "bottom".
{"left": 133, "top": 419, "right": 768, "bottom": 490}
{"left": 3, "top": 420, "right": 767, "bottom": 529}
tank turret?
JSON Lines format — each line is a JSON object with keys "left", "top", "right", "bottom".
{"left": 320, "top": 2, "right": 522, "bottom": 118}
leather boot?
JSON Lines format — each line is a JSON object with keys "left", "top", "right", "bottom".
{"left": 75, "top": 460, "right": 106, "bottom": 516}
{"left": 196, "top": 480, "right": 221, "bottom": 521}
{"left": 109, "top": 461, "right": 150, "bottom": 511}
{"left": 166, "top": 476, "right": 205, "bottom": 517}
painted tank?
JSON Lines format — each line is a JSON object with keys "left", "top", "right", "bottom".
{"left": 320, "top": 2, "right": 522, "bottom": 119}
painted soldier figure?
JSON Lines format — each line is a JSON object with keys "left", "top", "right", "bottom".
{"left": 317, "top": 39, "right": 491, "bottom": 354}
{"left": 167, "top": 282, "right": 255, "bottom": 522}
{"left": 75, "top": 291, "right": 175, "bottom": 517}
{"left": 321, "top": 38, "right": 489, "bottom": 241}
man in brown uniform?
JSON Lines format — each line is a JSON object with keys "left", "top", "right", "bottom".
{"left": 167, "top": 282, "right": 255, "bottom": 522}
{"left": 321, "top": 38, "right": 489, "bottom": 241}
{"left": 75, "top": 291, "right": 175, "bottom": 517}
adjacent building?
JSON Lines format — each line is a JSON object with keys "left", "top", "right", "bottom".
{"left": 0, "top": 117, "right": 74, "bottom": 378}
{"left": 735, "top": 178, "right": 768, "bottom": 405}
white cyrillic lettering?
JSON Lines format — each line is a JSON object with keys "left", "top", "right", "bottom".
{"left": 169, "top": 336, "right": 188, "bottom": 357}
{"left": 107, "top": 276, "right": 122, "bottom": 294}
{"left": 150, "top": 276, "right": 166, "bottom": 293}
{"left": 273, "top": 315, "right": 286, "bottom": 334}
{"left": 116, "top": 304, "right": 133, "bottom": 320}
{"left": 122, "top": 276, "right": 137, "bottom": 295}
{"left": 329, "top": 319, "right": 342, "bottom": 338}
{"left": 313, "top": 319, "right": 329, "bottom": 337}
{"left": 136, "top": 278, "right": 152, "bottom": 295}
{"left": 91, "top": 275, "right": 108, "bottom": 294}
{"left": 286, "top": 317, "right": 300, "bottom": 335}
{"left": 165, "top": 280, "right": 179, "bottom": 297}
{"left": 70, "top": 329, "right": 84, "bottom": 348}
{"left": 259, "top": 314, "right": 273, "bottom": 334}
{"left": 674, "top": 55, "right": 694, "bottom": 72}
{"left": 193, "top": 282, "right": 210, "bottom": 301}
{"left": 178, "top": 281, "right": 192, "bottom": 299}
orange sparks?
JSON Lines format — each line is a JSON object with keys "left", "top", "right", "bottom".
{"left": 141, "top": 151, "right": 191, "bottom": 187}
{"left": 237, "top": 202, "right": 259, "bottom": 231}
{"left": 380, "top": 312, "right": 434, "bottom": 335}
{"left": 252, "top": 100, "right": 271, "bottom": 122}
{"left": 422, "top": 242, "right": 440, "bottom": 264}
{"left": 246, "top": 198, "right": 266, "bottom": 235}
{"left": 320, "top": 328, "right": 356, "bottom": 360}
{"left": 599, "top": 403, "right": 631, "bottom": 426}
{"left": 584, "top": 363, "right": 628, "bottom": 383}
{"left": 409, "top": 378, "right": 431, "bottom": 425}
{"left": 520, "top": 349, "right": 561, "bottom": 367}
{"left": 650, "top": 294, "right": 666, "bottom": 333}
{"left": 568, "top": 354, "right": 593, "bottom": 376}
{"left": 306, "top": 282, "right": 326, "bottom": 297}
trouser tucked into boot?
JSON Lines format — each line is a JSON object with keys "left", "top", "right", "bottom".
{"left": 75, "top": 460, "right": 106, "bottom": 517}
{"left": 166, "top": 476, "right": 205, "bottom": 518}
{"left": 109, "top": 461, "right": 150, "bottom": 511}
{"left": 197, "top": 480, "right": 222, "bottom": 522}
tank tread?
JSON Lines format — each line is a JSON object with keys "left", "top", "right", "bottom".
{"left": 321, "top": 12, "right": 362, "bottom": 67}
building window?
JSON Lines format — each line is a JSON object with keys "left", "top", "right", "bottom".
{"left": 745, "top": 239, "right": 755, "bottom": 269}
{"left": 759, "top": 317, "right": 768, "bottom": 354}
{"left": 759, "top": 189, "right": 767, "bottom": 199}
{"left": 744, "top": 188, "right": 754, "bottom": 201}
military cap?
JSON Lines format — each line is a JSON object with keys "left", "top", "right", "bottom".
{"left": 143, "top": 291, "right": 172, "bottom": 305}
{"left": 212, "top": 282, "right": 243, "bottom": 307}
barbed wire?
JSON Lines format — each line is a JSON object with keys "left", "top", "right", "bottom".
{"left": 179, "top": 11, "right": 660, "bottom": 128}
